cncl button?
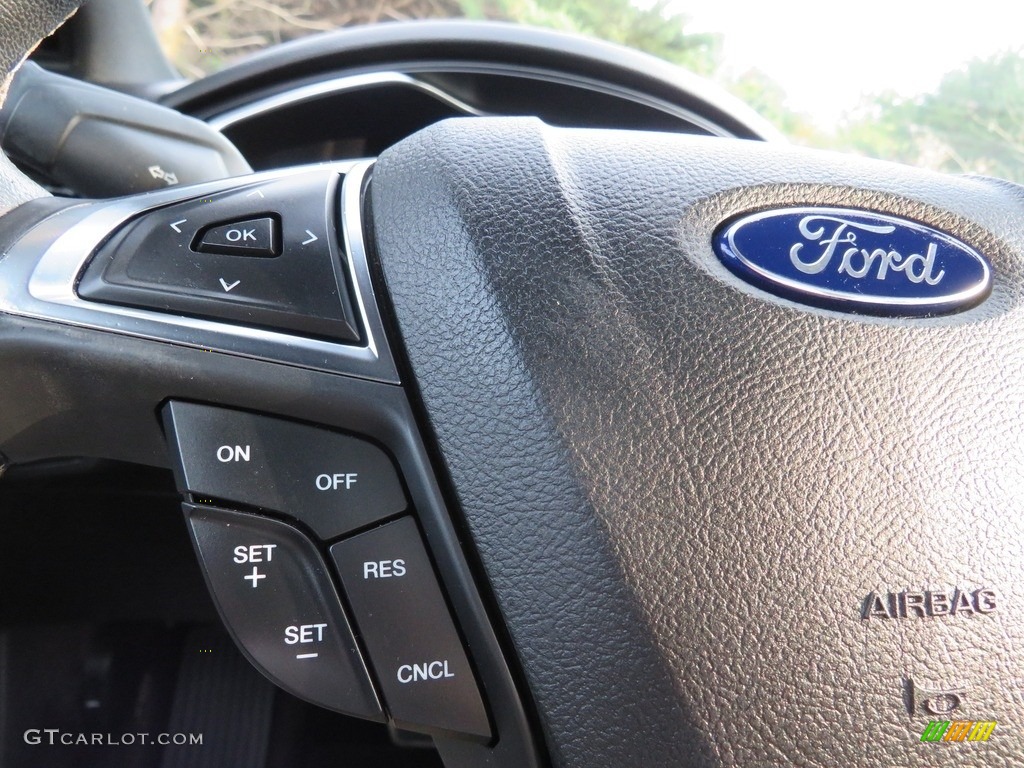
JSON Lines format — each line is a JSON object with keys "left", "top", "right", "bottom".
{"left": 164, "top": 401, "right": 407, "bottom": 539}
{"left": 398, "top": 661, "right": 456, "bottom": 683}
{"left": 331, "top": 517, "right": 490, "bottom": 740}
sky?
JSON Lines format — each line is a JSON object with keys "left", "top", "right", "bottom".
{"left": 674, "top": 0, "right": 1024, "bottom": 128}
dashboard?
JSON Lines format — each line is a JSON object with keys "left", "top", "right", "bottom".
{"left": 160, "top": 22, "right": 779, "bottom": 168}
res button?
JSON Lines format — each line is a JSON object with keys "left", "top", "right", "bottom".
{"left": 164, "top": 401, "right": 407, "bottom": 539}
{"left": 331, "top": 517, "right": 490, "bottom": 740}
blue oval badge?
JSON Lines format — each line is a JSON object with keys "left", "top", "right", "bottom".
{"left": 714, "top": 207, "right": 991, "bottom": 315}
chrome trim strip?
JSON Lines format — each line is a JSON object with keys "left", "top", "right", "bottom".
{"left": 208, "top": 72, "right": 485, "bottom": 131}
{"left": 340, "top": 159, "right": 395, "bottom": 372}
{"left": 205, "top": 65, "right": 755, "bottom": 141}
{"left": 0, "top": 161, "right": 400, "bottom": 384}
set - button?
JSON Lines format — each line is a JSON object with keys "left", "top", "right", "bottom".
{"left": 185, "top": 504, "right": 382, "bottom": 719}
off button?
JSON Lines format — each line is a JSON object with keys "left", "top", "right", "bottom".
{"left": 164, "top": 401, "right": 407, "bottom": 539}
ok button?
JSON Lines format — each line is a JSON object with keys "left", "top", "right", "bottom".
{"left": 226, "top": 227, "right": 257, "bottom": 242}
{"left": 196, "top": 216, "right": 278, "bottom": 257}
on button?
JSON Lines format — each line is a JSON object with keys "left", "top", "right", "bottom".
{"left": 164, "top": 402, "right": 408, "bottom": 539}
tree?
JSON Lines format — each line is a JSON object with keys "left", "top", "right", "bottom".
{"left": 919, "top": 49, "right": 1024, "bottom": 179}
{"left": 838, "top": 50, "right": 1024, "bottom": 182}
{"left": 836, "top": 92, "right": 919, "bottom": 163}
{"left": 459, "top": 0, "right": 720, "bottom": 76}
{"left": 160, "top": 0, "right": 462, "bottom": 78}
{"left": 727, "top": 68, "right": 821, "bottom": 145}
{"left": 159, "top": 0, "right": 719, "bottom": 80}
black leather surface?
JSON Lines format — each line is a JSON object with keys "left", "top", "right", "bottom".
{"left": 0, "top": 0, "right": 80, "bottom": 215}
{"left": 372, "top": 118, "right": 1024, "bottom": 767}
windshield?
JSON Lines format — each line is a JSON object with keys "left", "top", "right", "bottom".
{"left": 148, "top": 0, "right": 1024, "bottom": 182}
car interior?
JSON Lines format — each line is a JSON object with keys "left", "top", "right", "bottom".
{"left": 0, "top": 2, "right": 1020, "bottom": 767}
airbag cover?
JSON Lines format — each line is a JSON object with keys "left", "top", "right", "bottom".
{"left": 371, "top": 117, "right": 1024, "bottom": 767}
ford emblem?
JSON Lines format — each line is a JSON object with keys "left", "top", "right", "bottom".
{"left": 713, "top": 207, "right": 991, "bottom": 316}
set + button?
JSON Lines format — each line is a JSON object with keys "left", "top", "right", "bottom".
{"left": 185, "top": 504, "right": 381, "bottom": 719}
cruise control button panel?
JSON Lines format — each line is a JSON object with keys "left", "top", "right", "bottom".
{"left": 331, "top": 517, "right": 491, "bottom": 740}
{"left": 166, "top": 401, "right": 495, "bottom": 743}
{"left": 185, "top": 503, "right": 382, "bottom": 719}
{"left": 164, "top": 401, "right": 408, "bottom": 539}
{"left": 77, "top": 170, "right": 359, "bottom": 341}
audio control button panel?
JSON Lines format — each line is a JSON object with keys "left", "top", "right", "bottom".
{"left": 78, "top": 171, "right": 360, "bottom": 341}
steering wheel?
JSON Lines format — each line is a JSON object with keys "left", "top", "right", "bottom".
{"left": 2, "top": 4, "right": 1022, "bottom": 768}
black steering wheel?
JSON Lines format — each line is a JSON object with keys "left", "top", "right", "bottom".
{"left": 1, "top": 4, "right": 1022, "bottom": 768}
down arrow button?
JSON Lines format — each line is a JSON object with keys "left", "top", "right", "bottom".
{"left": 196, "top": 216, "right": 279, "bottom": 257}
